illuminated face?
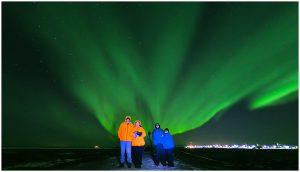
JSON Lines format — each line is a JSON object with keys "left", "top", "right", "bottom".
{"left": 165, "top": 130, "right": 169, "bottom": 134}
{"left": 155, "top": 124, "right": 159, "bottom": 129}
{"left": 126, "top": 118, "right": 130, "bottom": 123}
{"left": 135, "top": 122, "right": 140, "bottom": 126}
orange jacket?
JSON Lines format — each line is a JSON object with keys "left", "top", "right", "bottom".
{"left": 132, "top": 120, "right": 146, "bottom": 146}
{"left": 118, "top": 116, "right": 134, "bottom": 141}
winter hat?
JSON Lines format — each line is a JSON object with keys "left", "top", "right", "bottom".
{"left": 125, "top": 115, "right": 131, "bottom": 121}
{"left": 135, "top": 120, "right": 142, "bottom": 127}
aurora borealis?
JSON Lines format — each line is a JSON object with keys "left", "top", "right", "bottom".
{"left": 3, "top": 2, "right": 298, "bottom": 148}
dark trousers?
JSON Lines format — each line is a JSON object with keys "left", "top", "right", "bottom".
{"left": 164, "top": 148, "right": 174, "bottom": 167}
{"left": 132, "top": 146, "right": 144, "bottom": 167}
{"left": 154, "top": 143, "right": 166, "bottom": 165}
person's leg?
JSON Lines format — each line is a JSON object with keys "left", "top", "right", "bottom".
{"left": 132, "top": 146, "right": 136, "bottom": 166}
{"left": 167, "top": 149, "right": 174, "bottom": 167}
{"left": 136, "top": 146, "right": 140, "bottom": 167}
{"left": 159, "top": 144, "right": 166, "bottom": 166}
{"left": 154, "top": 145, "right": 159, "bottom": 165}
{"left": 165, "top": 149, "right": 169, "bottom": 165}
{"left": 125, "top": 141, "right": 132, "bottom": 165}
{"left": 140, "top": 146, "right": 144, "bottom": 165}
{"left": 135, "top": 146, "right": 142, "bottom": 168}
{"left": 157, "top": 144, "right": 161, "bottom": 165}
{"left": 138, "top": 146, "right": 144, "bottom": 167}
{"left": 119, "top": 141, "right": 125, "bottom": 166}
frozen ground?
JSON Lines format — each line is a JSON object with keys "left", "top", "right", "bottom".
{"left": 60, "top": 152, "right": 201, "bottom": 170}
{"left": 3, "top": 148, "right": 297, "bottom": 170}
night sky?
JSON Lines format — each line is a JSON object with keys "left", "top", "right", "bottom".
{"left": 3, "top": 2, "right": 298, "bottom": 148}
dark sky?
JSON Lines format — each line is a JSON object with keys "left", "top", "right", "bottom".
{"left": 174, "top": 100, "right": 298, "bottom": 146}
{"left": 2, "top": 2, "right": 298, "bottom": 148}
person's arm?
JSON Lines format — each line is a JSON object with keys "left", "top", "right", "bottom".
{"left": 161, "top": 134, "right": 165, "bottom": 142}
{"left": 118, "top": 123, "right": 122, "bottom": 139}
{"left": 129, "top": 125, "right": 135, "bottom": 138}
{"left": 140, "top": 128, "right": 146, "bottom": 138}
{"left": 161, "top": 130, "right": 164, "bottom": 138}
{"left": 170, "top": 135, "right": 175, "bottom": 148}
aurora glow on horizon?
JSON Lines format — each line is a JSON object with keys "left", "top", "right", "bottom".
{"left": 3, "top": 2, "right": 298, "bottom": 148}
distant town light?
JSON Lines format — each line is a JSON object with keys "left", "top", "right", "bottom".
{"left": 185, "top": 143, "right": 298, "bottom": 150}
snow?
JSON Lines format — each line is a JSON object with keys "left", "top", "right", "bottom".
{"left": 61, "top": 152, "right": 201, "bottom": 170}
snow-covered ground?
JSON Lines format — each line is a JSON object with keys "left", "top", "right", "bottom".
{"left": 61, "top": 152, "right": 201, "bottom": 170}
{"left": 5, "top": 149, "right": 297, "bottom": 170}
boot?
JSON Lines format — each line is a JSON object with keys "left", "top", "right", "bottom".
{"left": 127, "top": 163, "right": 132, "bottom": 168}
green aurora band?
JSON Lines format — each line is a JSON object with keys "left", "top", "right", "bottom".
{"left": 3, "top": 2, "right": 298, "bottom": 145}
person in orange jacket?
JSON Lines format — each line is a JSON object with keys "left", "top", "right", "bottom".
{"left": 131, "top": 120, "right": 146, "bottom": 168}
{"left": 118, "top": 115, "right": 134, "bottom": 168}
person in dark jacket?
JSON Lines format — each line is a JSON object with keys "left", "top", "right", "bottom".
{"left": 152, "top": 123, "right": 166, "bottom": 166}
{"left": 162, "top": 128, "right": 175, "bottom": 167}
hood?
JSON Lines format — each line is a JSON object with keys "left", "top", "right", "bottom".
{"left": 134, "top": 120, "right": 142, "bottom": 126}
{"left": 125, "top": 115, "right": 131, "bottom": 121}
